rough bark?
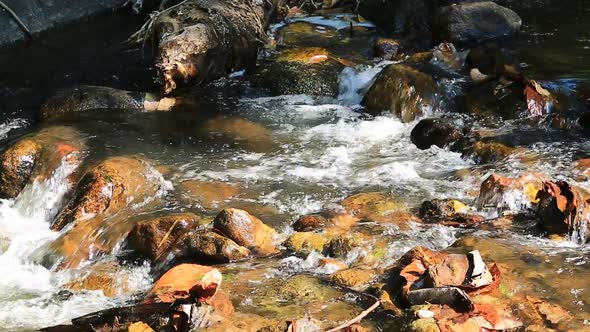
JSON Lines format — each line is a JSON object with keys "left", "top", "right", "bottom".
{"left": 129, "top": 0, "right": 280, "bottom": 95}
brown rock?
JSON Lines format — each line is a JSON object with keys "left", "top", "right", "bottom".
{"left": 168, "top": 230, "right": 251, "bottom": 264}
{"left": 293, "top": 214, "right": 327, "bottom": 232}
{"left": 125, "top": 213, "right": 202, "bottom": 261}
{"left": 205, "top": 117, "right": 275, "bottom": 153}
{"left": 51, "top": 156, "right": 165, "bottom": 231}
{"left": 374, "top": 38, "right": 401, "bottom": 60}
{"left": 213, "top": 208, "right": 278, "bottom": 255}
{"left": 144, "top": 264, "right": 222, "bottom": 304}
{"left": 477, "top": 173, "right": 545, "bottom": 211}
{"left": 0, "top": 139, "right": 41, "bottom": 198}
{"left": 340, "top": 192, "right": 411, "bottom": 224}
{"left": 127, "top": 322, "right": 154, "bottom": 332}
{"left": 363, "top": 64, "right": 437, "bottom": 123}
{"left": 329, "top": 267, "right": 376, "bottom": 290}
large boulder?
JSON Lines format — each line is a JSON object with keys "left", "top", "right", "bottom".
{"left": 433, "top": 2, "right": 522, "bottom": 45}
{"left": 51, "top": 156, "right": 167, "bottom": 231}
{"left": 363, "top": 64, "right": 438, "bottom": 122}
{"left": 213, "top": 208, "right": 279, "bottom": 255}
{"left": 250, "top": 47, "right": 345, "bottom": 97}
{"left": 411, "top": 118, "right": 464, "bottom": 149}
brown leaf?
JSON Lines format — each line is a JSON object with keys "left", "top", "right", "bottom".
{"left": 525, "top": 84, "right": 546, "bottom": 116}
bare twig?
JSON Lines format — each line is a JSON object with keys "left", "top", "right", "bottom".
{"left": 0, "top": 0, "right": 33, "bottom": 41}
{"left": 157, "top": 218, "right": 180, "bottom": 249}
{"left": 325, "top": 299, "right": 381, "bottom": 332}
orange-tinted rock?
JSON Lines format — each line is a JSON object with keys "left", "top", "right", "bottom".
{"left": 205, "top": 117, "right": 275, "bottom": 153}
{"left": 476, "top": 173, "right": 545, "bottom": 211}
{"left": 178, "top": 180, "right": 239, "bottom": 209}
{"left": 329, "top": 267, "right": 376, "bottom": 290}
{"left": 213, "top": 208, "right": 278, "bottom": 255}
{"left": 51, "top": 156, "right": 165, "bottom": 231}
{"left": 163, "top": 230, "right": 250, "bottom": 265}
{"left": 340, "top": 192, "right": 413, "bottom": 226}
{"left": 125, "top": 213, "right": 202, "bottom": 261}
{"left": 127, "top": 321, "right": 154, "bottom": 332}
{"left": 0, "top": 139, "right": 41, "bottom": 198}
{"left": 65, "top": 262, "right": 129, "bottom": 297}
{"left": 293, "top": 214, "right": 327, "bottom": 232}
{"left": 145, "top": 264, "right": 222, "bottom": 304}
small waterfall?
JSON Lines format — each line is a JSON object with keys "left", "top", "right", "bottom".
{"left": 568, "top": 208, "right": 589, "bottom": 245}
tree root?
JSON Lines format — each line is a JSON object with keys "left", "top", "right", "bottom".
{"left": 0, "top": 0, "right": 33, "bottom": 41}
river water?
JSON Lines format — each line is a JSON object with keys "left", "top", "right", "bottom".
{"left": 1, "top": 1, "right": 590, "bottom": 331}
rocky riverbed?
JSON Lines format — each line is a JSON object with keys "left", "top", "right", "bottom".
{"left": 1, "top": 0, "right": 590, "bottom": 331}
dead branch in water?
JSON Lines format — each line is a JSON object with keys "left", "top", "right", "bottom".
{"left": 325, "top": 299, "right": 381, "bottom": 332}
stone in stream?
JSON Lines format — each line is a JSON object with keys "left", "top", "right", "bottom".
{"left": 124, "top": 213, "right": 204, "bottom": 262}
{"left": 51, "top": 156, "right": 167, "bottom": 231}
{"left": 292, "top": 214, "right": 328, "bottom": 232}
{"left": 249, "top": 47, "right": 345, "bottom": 97}
{"left": 340, "top": 191, "right": 415, "bottom": 226}
{"left": 433, "top": 2, "right": 522, "bottom": 46}
{"left": 536, "top": 180, "right": 590, "bottom": 243}
{"left": 177, "top": 180, "right": 240, "bottom": 210}
{"left": 213, "top": 208, "right": 279, "bottom": 256}
{"left": 64, "top": 262, "right": 131, "bottom": 297}
{"left": 410, "top": 118, "right": 464, "bottom": 150}
{"left": 0, "top": 126, "right": 85, "bottom": 199}
{"left": 284, "top": 231, "right": 329, "bottom": 256}
{"left": 40, "top": 85, "right": 177, "bottom": 121}
{"left": 329, "top": 267, "right": 377, "bottom": 290}
{"left": 476, "top": 173, "right": 545, "bottom": 212}
{"left": 362, "top": 64, "right": 438, "bottom": 123}
{"left": 418, "top": 199, "right": 486, "bottom": 228}
{"left": 373, "top": 38, "right": 402, "bottom": 60}
{"left": 357, "top": 0, "right": 433, "bottom": 37}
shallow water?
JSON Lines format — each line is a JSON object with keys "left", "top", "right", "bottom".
{"left": 1, "top": 1, "right": 590, "bottom": 331}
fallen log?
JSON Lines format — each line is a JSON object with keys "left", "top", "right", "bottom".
{"left": 129, "top": 0, "right": 281, "bottom": 95}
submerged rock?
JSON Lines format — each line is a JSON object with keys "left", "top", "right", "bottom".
{"left": 124, "top": 213, "right": 203, "bottom": 262}
{"left": 64, "top": 262, "right": 130, "bottom": 297}
{"left": 250, "top": 47, "right": 345, "bottom": 97}
{"left": 363, "top": 64, "right": 437, "bottom": 122}
{"left": 51, "top": 156, "right": 166, "bottom": 231}
{"left": 410, "top": 118, "right": 464, "bottom": 150}
{"left": 433, "top": 2, "right": 522, "bottom": 45}
{"left": 213, "top": 208, "right": 278, "bottom": 256}
{"left": 177, "top": 180, "right": 240, "bottom": 210}
{"left": 205, "top": 116, "right": 275, "bottom": 153}
{"left": 340, "top": 191, "right": 412, "bottom": 225}
{"left": 40, "top": 85, "right": 177, "bottom": 121}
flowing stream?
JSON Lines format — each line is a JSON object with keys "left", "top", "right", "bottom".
{"left": 1, "top": 1, "right": 590, "bottom": 330}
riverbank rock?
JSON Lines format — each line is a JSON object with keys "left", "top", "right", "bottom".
{"left": 433, "top": 2, "right": 522, "bottom": 46}
{"left": 124, "top": 213, "right": 203, "bottom": 262}
{"left": 213, "top": 208, "right": 278, "bottom": 255}
{"left": 40, "top": 85, "right": 177, "bottom": 121}
{"left": 410, "top": 118, "right": 464, "bottom": 150}
{"left": 363, "top": 64, "right": 437, "bottom": 122}
{"left": 250, "top": 47, "right": 345, "bottom": 97}
{"left": 536, "top": 180, "right": 590, "bottom": 243}
{"left": 51, "top": 156, "right": 166, "bottom": 231}
{"left": 177, "top": 180, "right": 240, "bottom": 210}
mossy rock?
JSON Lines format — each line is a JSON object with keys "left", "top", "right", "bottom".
{"left": 363, "top": 64, "right": 437, "bottom": 123}
{"left": 284, "top": 232, "right": 329, "bottom": 256}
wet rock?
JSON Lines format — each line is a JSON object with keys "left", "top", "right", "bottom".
{"left": 476, "top": 173, "right": 545, "bottom": 212}
{"left": 276, "top": 21, "right": 338, "bottom": 49}
{"left": 329, "top": 267, "right": 376, "bottom": 290}
{"left": 466, "top": 43, "right": 522, "bottom": 78}
{"left": 374, "top": 38, "right": 401, "bottom": 60}
{"left": 464, "top": 141, "right": 530, "bottom": 164}
{"left": 40, "top": 85, "right": 177, "bottom": 121}
{"left": 205, "top": 116, "right": 275, "bottom": 153}
{"left": 410, "top": 118, "right": 464, "bottom": 150}
{"left": 433, "top": 2, "right": 522, "bottom": 46}
{"left": 128, "top": 321, "right": 154, "bottom": 332}
{"left": 536, "top": 180, "right": 590, "bottom": 243}
{"left": 293, "top": 214, "right": 328, "bottom": 232}
{"left": 250, "top": 47, "right": 345, "bottom": 97}
{"left": 64, "top": 262, "right": 129, "bottom": 297}
{"left": 418, "top": 199, "right": 485, "bottom": 227}
{"left": 318, "top": 258, "right": 348, "bottom": 272}
{"left": 0, "top": 139, "right": 40, "bottom": 198}
{"left": 405, "top": 51, "right": 434, "bottom": 65}
{"left": 161, "top": 230, "right": 251, "bottom": 267}
{"left": 363, "top": 64, "right": 437, "bottom": 123}
{"left": 51, "top": 156, "right": 166, "bottom": 231}
{"left": 431, "top": 43, "right": 466, "bottom": 71}
{"left": 177, "top": 180, "right": 239, "bottom": 210}
{"left": 145, "top": 263, "right": 222, "bottom": 304}
{"left": 284, "top": 232, "right": 328, "bottom": 256}
{"left": 213, "top": 208, "right": 278, "bottom": 256}
{"left": 340, "top": 191, "right": 412, "bottom": 224}
{"left": 323, "top": 234, "right": 363, "bottom": 259}
{"left": 357, "top": 0, "right": 433, "bottom": 36}
{"left": 124, "top": 213, "right": 203, "bottom": 262}
{"left": 261, "top": 274, "right": 335, "bottom": 304}
{"left": 463, "top": 79, "right": 527, "bottom": 120}
{"left": 0, "top": 126, "right": 85, "bottom": 199}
